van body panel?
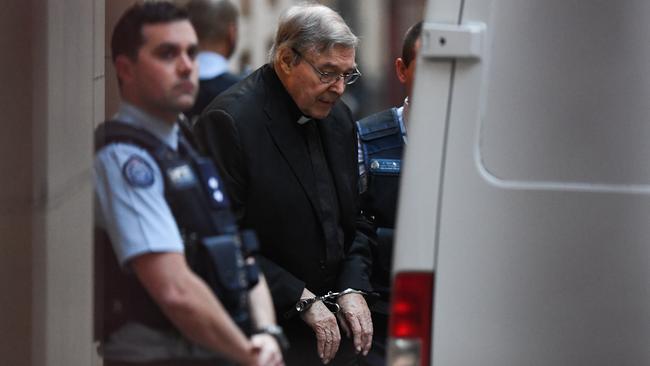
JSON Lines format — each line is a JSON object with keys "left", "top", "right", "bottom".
{"left": 393, "top": 0, "right": 463, "bottom": 272}
{"left": 393, "top": 0, "right": 650, "bottom": 364}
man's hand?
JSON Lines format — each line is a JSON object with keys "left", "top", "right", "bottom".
{"left": 250, "top": 333, "right": 284, "bottom": 366}
{"left": 238, "top": 345, "right": 259, "bottom": 366}
{"left": 336, "top": 293, "right": 373, "bottom": 356}
{"left": 300, "top": 295, "right": 341, "bottom": 364}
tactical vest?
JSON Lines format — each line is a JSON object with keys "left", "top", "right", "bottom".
{"left": 356, "top": 108, "right": 404, "bottom": 298}
{"left": 94, "top": 120, "right": 259, "bottom": 340}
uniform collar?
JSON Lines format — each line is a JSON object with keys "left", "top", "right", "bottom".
{"left": 396, "top": 105, "right": 406, "bottom": 132}
{"left": 394, "top": 97, "right": 409, "bottom": 144}
{"left": 114, "top": 102, "right": 179, "bottom": 151}
{"left": 197, "top": 51, "right": 230, "bottom": 80}
{"left": 396, "top": 105, "right": 405, "bottom": 125}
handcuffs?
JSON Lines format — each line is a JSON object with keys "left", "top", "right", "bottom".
{"left": 286, "top": 288, "right": 370, "bottom": 319}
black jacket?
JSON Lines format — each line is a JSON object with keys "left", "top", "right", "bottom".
{"left": 185, "top": 72, "right": 241, "bottom": 121}
{"left": 194, "top": 64, "right": 374, "bottom": 319}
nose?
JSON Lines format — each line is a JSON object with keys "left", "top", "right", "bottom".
{"left": 177, "top": 53, "right": 194, "bottom": 76}
{"left": 329, "top": 76, "right": 346, "bottom": 95}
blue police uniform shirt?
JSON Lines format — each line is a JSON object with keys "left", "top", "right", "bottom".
{"left": 94, "top": 102, "right": 184, "bottom": 266}
{"left": 94, "top": 103, "right": 227, "bottom": 361}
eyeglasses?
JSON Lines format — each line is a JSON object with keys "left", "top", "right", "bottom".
{"left": 292, "top": 48, "right": 361, "bottom": 85}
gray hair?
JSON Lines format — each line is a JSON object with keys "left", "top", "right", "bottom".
{"left": 186, "top": 0, "right": 238, "bottom": 43}
{"left": 269, "top": 2, "right": 358, "bottom": 62}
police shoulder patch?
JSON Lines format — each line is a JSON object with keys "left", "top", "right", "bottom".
{"left": 122, "top": 155, "right": 155, "bottom": 188}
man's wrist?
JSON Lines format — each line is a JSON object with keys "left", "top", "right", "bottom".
{"left": 254, "top": 324, "right": 289, "bottom": 350}
{"left": 336, "top": 288, "right": 379, "bottom": 306}
{"left": 338, "top": 288, "right": 368, "bottom": 297}
{"left": 296, "top": 296, "right": 321, "bottom": 313}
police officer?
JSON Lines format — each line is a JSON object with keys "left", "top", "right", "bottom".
{"left": 93, "top": 3, "right": 284, "bottom": 365}
{"left": 355, "top": 21, "right": 422, "bottom": 366}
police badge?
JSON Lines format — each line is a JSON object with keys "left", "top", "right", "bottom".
{"left": 122, "top": 155, "right": 155, "bottom": 187}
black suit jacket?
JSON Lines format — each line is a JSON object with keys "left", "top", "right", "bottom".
{"left": 194, "top": 64, "right": 373, "bottom": 318}
{"left": 185, "top": 72, "right": 241, "bottom": 122}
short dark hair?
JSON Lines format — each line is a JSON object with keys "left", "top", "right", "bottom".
{"left": 401, "top": 21, "right": 423, "bottom": 67}
{"left": 186, "top": 0, "right": 238, "bottom": 43}
{"left": 111, "top": 1, "right": 189, "bottom": 63}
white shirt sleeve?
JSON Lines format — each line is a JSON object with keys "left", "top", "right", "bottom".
{"left": 94, "top": 143, "right": 184, "bottom": 267}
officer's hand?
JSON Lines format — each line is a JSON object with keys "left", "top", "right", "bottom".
{"left": 301, "top": 299, "right": 341, "bottom": 364}
{"left": 250, "top": 333, "right": 284, "bottom": 366}
{"left": 336, "top": 293, "right": 373, "bottom": 356}
{"left": 239, "top": 343, "right": 260, "bottom": 366}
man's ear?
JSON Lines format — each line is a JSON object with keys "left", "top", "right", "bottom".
{"left": 228, "top": 22, "right": 238, "bottom": 45}
{"left": 277, "top": 47, "right": 295, "bottom": 75}
{"left": 395, "top": 57, "right": 408, "bottom": 84}
{"left": 227, "top": 22, "right": 238, "bottom": 56}
{"left": 114, "top": 55, "right": 135, "bottom": 85}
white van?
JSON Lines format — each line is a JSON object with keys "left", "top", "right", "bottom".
{"left": 387, "top": 1, "right": 650, "bottom": 365}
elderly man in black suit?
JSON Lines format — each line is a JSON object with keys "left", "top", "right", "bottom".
{"left": 194, "top": 3, "right": 374, "bottom": 365}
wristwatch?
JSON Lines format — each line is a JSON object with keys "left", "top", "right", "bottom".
{"left": 255, "top": 324, "right": 289, "bottom": 350}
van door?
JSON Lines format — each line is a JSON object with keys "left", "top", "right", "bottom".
{"left": 392, "top": 0, "right": 650, "bottom": 365}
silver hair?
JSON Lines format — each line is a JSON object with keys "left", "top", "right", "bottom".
{"left": 268, "top": 2, "right": 358, "bottom": 63}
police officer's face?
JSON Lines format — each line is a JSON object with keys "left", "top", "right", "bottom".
{"left": 119, "top": 20, "right": 199, "bottom": 122}
{"left": 396, "top": 37, "right": 421, "bottom": 98}
{"left": 284, "top": 46, "right": 356, "bottom": 120}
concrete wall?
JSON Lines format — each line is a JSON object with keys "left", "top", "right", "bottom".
{"left": 0, "top": 0, "right": 103, "bottom": 365}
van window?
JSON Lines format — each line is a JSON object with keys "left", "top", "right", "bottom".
{"left": 478, "top": 0, "right": 650, "bottom": 189}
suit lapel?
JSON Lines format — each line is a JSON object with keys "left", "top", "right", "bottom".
{"left": 262, "top": 75, "right": 322, "bottom": 218}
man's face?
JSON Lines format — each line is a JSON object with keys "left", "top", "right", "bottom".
{"left": 284, "top": 45, "right": 356, "bottom": 120}
{"left": 120, "top": 20, "right": 199, "bottom": 121}
{"left": 396, "top": 37, "right": 422, "bottom": 97}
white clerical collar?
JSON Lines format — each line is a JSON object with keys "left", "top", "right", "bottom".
{"left": 297, "top": 115, "right": 311, "bottom": 125}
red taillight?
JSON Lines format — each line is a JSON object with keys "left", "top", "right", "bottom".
{"left": 388, "top": 271, "right": 434, "bottom": 366}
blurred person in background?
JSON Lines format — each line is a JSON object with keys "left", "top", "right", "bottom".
{"left": 184, "top": 0, "right": 241, "bottom": 122}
